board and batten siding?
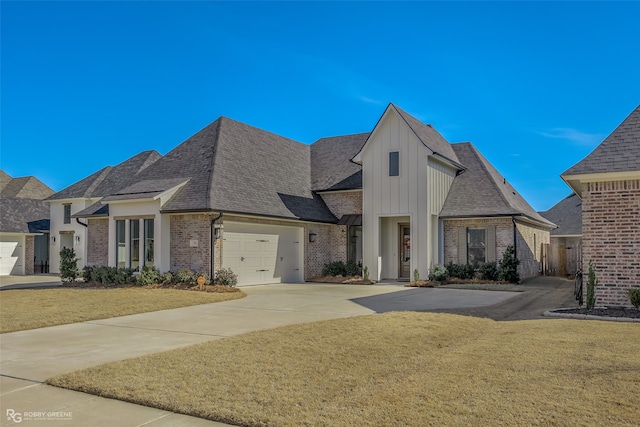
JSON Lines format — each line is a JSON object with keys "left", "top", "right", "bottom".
{"left": 359, "top": 109, "right": 458, "bottom": 280}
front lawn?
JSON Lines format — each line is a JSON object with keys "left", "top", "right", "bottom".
{"left": 47, "top": 312, "right": 640, "bottom": 426}
{"left": 0, "top": 288, "right": 245, "bottom": 333}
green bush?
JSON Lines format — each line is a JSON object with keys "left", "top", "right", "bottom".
{"left": 174, "top": 269, "right": 196, "bottom": 285}
{"left": 499, "top": 245, "right": 520, "bottom": 283}
{"left": 322, "top": 261, "right": 346, "bottom": 276}
{"left": 413, "top": 269, "right": 420, "bottom": 282}
{"left": 213, "top": 268, "right": 238, "bottom": 287}
{"left": 84, "top": 266, "right": 135, "bottom": 285}
{"left": 59, "top": 248, "right": 79, "bottom": 283}
{"left": 428, "top": 264, "right": 448, "bottom": 282}
{"left": 479, "top": 261, "right": 499, "bottom": 281}
{"left": 344, "top": 260, "right": 360, "bottom": 277}
{"left": 586, "top": 261, "right": 597, "bottom": 310}
{"left": 136, "top": 266, "right": 161, "bottom": 286}
{"left": 446, "top": 262, "right": 475, "bottom": 280}
{"left": 628, "top": 288, "right": 640, "bottom": 309}
{"left": 160, "top": 271, "right": 174, "bottom": 285}
{"left": 362, "top": 266, "right": 369, "bottom": 281}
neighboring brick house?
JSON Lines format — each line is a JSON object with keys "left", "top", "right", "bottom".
{"left": 48, "top": 103, "right": 553, "bottom": 285}
{"left": 0, "top": 171, "right": 54, "bottom": 275}
{"left": 539, "top": 193, "right": 582, "bottom": 278}
{"left": 561, "top": 105, "right": 640, "bottom": 307}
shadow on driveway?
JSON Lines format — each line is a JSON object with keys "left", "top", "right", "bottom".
{"left": 352, "top": 276, "right": 577, "bottom": 321}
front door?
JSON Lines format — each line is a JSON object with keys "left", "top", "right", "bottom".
{"left": 399, "top": 224, "right": 410, "bottom": 279}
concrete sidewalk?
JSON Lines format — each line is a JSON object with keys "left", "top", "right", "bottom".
{"left": 0, "top": 283, "right": 518, "bottom": 426}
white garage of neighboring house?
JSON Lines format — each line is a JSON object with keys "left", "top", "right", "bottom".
{"left": 222, "top": 222, "right": 304, "bottom": 285}
{"left": 0, "top": 235, "right": 24, "bottom": 276}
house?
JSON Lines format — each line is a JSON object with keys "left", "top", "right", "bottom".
{"left": 45, "top": 151, "right": 162, "bottom": 273}
{"left": 561, "top": 105, "right": 640, "bottom": 307}
{"left": 47, "top": 104, "right": 554, "bottom": 285}
{"left": 0, "top": 171, "right": 54, "bottom": 275}
{"left": 539, "top": 193, "right": 582, "bottom": 278}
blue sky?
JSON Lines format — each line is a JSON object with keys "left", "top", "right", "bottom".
{"left": 2, "top": 1, "right": 639, "bottom": 211}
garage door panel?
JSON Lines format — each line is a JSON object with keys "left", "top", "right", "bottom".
{"left": 0, "top": 239, "right": 22, "bottom": 276}
{"left": 222, "top": 223, "right": 302, "bottom": 286}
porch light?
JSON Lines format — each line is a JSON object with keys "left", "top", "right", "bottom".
{"left": 213, "top": 226, "right": 222, "bottom": 240}
{"left": 51, "top": 236, "right": 56, "bottom": 243}
{"left": 309, "top": 232, "right": 317, "bottom": 243}
{"left": 75, "top": 236, "right": 81, "bottom": 244}
{"left": 351, "top": 235, "right": 358, "bottom": 244}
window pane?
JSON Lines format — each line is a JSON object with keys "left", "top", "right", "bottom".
{"left": 467, "top": 228, "right": 486, "bottom": 266}
{"left": 116, "top": 220, "right": 126, "bottom": 269}
{"left": 348, "top": 226, "right": 363, "bottom": 266}
{"left": 144, "top": 219, "right": 154, "bottom": 267}
{"left": 389, "top": 151, "right": 399, "bottom": 176}
{"left": 63, "top": 205, "right": 71, "bottom": 224}
{"left": 130, "top": 220, "right": 140, "bottom": 270}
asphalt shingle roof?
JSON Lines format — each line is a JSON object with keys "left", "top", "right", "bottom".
{"left": 0, "top": 196, "right": 50, "bottom": 233}
{"left": 0, "top": 171, "right": 54, "bottom": 200}
{"left": 440, "top": 142, "right": 555, "bottom": 228}
{"left": 562, "top": 105, "right": 640, "bottom": 176}
{"left": 539, "top": 193, "right": 582, "bottom": 236}
{"left": 311, "top": 133, "right": 368, "bottom": 191}
{"left": 47, "top": 150, "right": 161, "bottom": 200}
{"left": 393, "top": 105, "right": 461, "bottom": 166}
{"left": 127, "top": 117, "right": 337, "bottom": 223}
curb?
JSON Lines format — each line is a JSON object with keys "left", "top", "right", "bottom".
{"left": 543, "top": 310, "right": 640, "bottom": 323}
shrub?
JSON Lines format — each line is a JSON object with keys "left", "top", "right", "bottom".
{"left": 428, "top": 264, "right": 448, "bottom": 282}
{"left": 362, "top": 266, "right": 369, "bottom": 281}
{"left": 499, "top": 245, "right": 520, "bottom": 283}
{"left": 413, "top": 269, "right": 420, "bottom": 282}
{"left": 586, "top": 261, "right": 597, "bottom": 310}
{"left": 84, "top": 266, "right": 135, "bottom": 285}
{"left": 136, "top": 266, "right": 161, "bottom": 286}
{"left": 479, "top": 261, "right": 499, "bottom": 281}
{"left": 82, "top": 265, "right": 95, "bottom": 282}
{"left": 160, "top": 271, "right": 174, "bottom": 285}
{"left": 213, "top": 268, "right": 238, "bottom": 287}
{"left": 628, "top": 288, "right": 640, "bottom": 310}
{"left": 174, "top": 269, "right": 196, "bottom": 285}
{"left": 446, "top": 262, "right": 475, "bottom": 280}
{"left": 344, "top": 260, "right": 360, "bottom": 277}
{"left": 59, "top": 248, "right": 79, "bottom": 283}
{"left": 322, "top": 261, "right": 347, "bottom": 276}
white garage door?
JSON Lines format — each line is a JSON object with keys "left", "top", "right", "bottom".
{"left": 0, "top": 237, "right": 23, "bottom": 276}
{"left": 222, "top": 222, "right": 303, "bottom": 286}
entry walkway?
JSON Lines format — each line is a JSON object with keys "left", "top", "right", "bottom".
{"left": 0, "top": 283, "right": 518, "bottom": 426}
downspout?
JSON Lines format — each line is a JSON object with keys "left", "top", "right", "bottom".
{"left": 76, "top": 218, "right": 88, "bottom": 227}
{"left": 511, "top": 216, "right": 517, "bottom": 257}
{"left": 211, "top": 213, "right": 223, "bottom": 275}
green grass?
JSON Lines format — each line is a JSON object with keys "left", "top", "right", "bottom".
{"left": 0, "top": 288, "right": 245, "bottom": 333}
{"left": 47, "top": 312, "right": 640, "bottom": 426}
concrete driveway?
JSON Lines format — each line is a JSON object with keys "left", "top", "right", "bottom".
{"left": 0, "top": 282, "right": 519, "bottom": 426}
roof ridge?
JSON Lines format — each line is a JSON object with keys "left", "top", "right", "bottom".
{"left": 83, "top": 167, "right": 112, "bottom": 197}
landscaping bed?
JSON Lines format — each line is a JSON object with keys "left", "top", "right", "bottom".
{"left": 307, "top": 276, "right": 374, "bottom": 285}
{"left": 551, "top": 307, "right": 640, "bottom": 319}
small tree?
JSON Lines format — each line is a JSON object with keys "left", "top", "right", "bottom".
{"left": 499, "top": 245, "right": 520, "bottom": 283}
{"left": 59, "top": 247, "right": 79, "bottom": 283}
{"left": 586, "top": 261, "right": 597, "bottom": 310}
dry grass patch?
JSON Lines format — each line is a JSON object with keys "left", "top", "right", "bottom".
{"left": 47, "top": 313, "right": 640, "bottom": 426}
{"left": 0, "top": 288, "right": 245, "bottom": 333}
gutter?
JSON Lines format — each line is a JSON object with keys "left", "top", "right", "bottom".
{"left": 76, "top": 218, "right": 88, "bottom": 228}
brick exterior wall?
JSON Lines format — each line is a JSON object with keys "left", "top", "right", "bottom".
{"left": 170, "top": 214, "right": 219, "bottom": 273}
{"left": 443, "top": 217, "right": 550, "bottom": 280}
{"left": 582, "top": 179, "right": 640, "bottom": 307}
{"left": 25, "top": 236, "right": 35, "bottom": 275}
{"left": 319, "top": 191, "right": 363, "bottom": 217}
{"left": 87, "top": 218, "right": 109, "bottom": 266}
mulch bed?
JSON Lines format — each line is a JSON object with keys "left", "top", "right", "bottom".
{"left": 307, "top": 276, "right": 375, "bottom": 285}
{"left": 554, "top": 307, "right": 640, "bottom": 319}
